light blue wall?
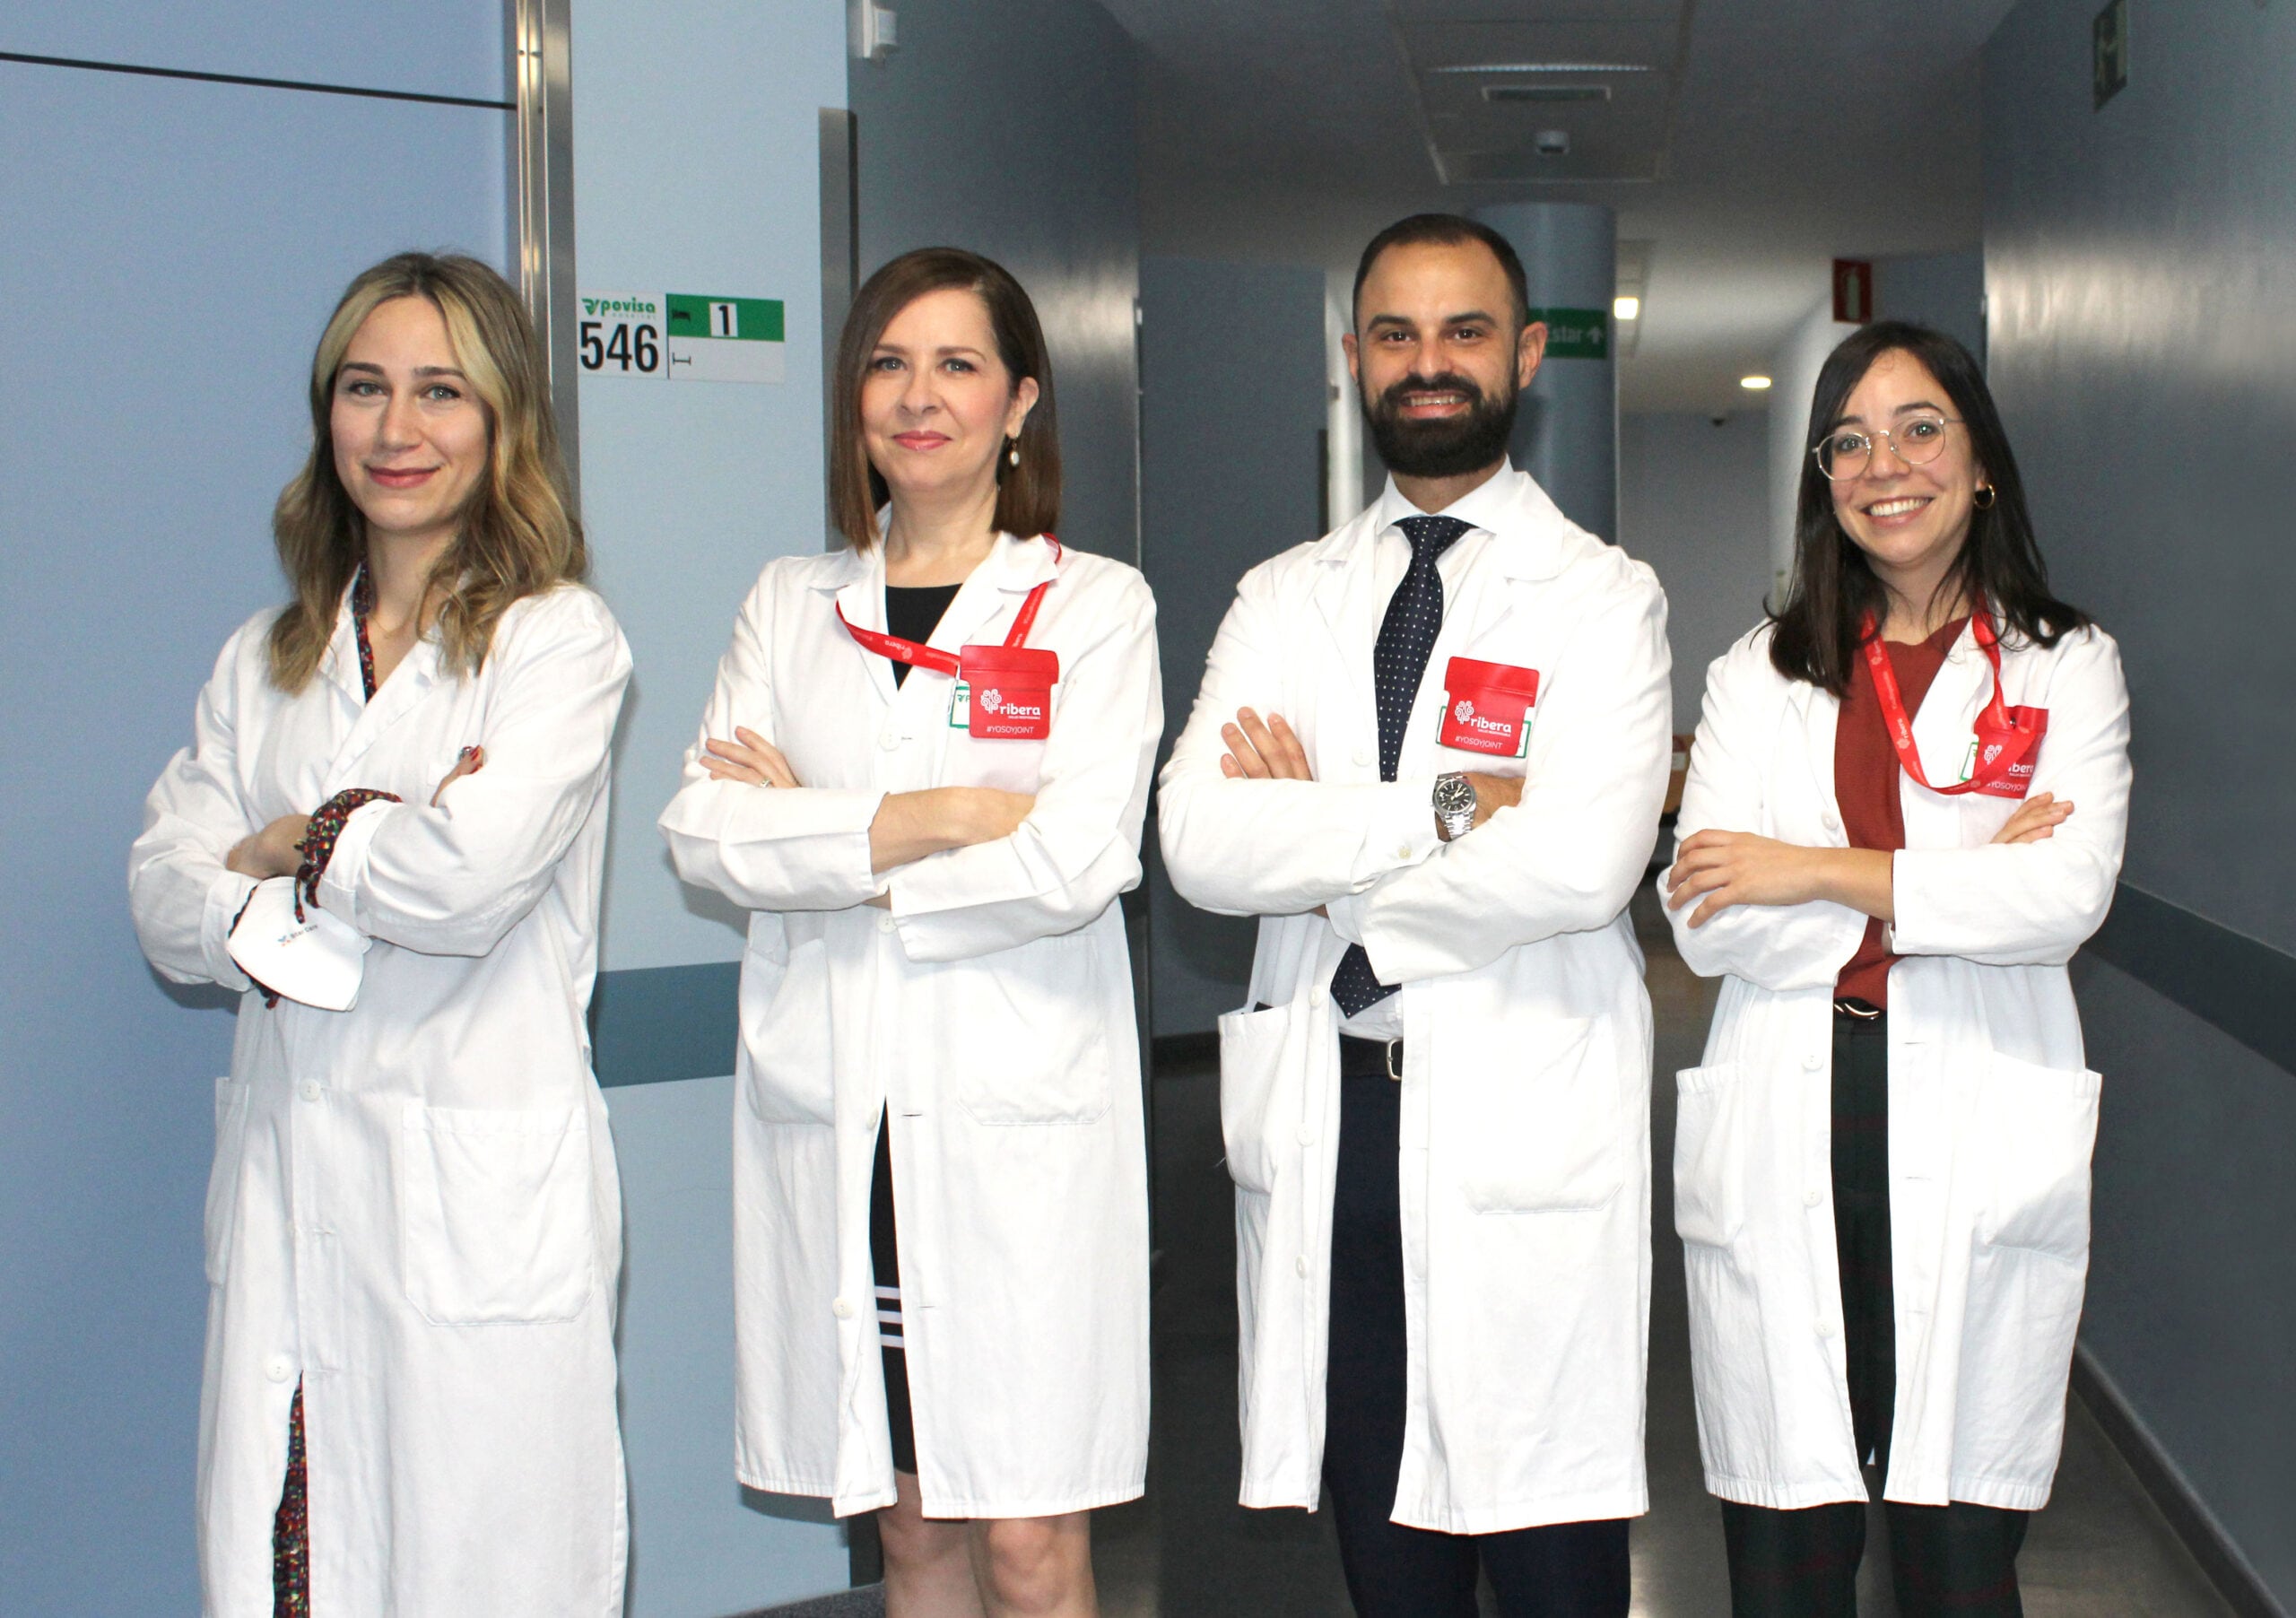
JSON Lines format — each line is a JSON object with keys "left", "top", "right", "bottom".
{"left": 0, "top": 25, "right": 509, "bottom": 1614}
{"left": 567, "top": 1, "right": 854, "bottom": 1611}
{"left": 848, "top": 0, "right": 1141, "bottom": 565}
{"left": 1137, "top": 257, "right": 1328, "bottom": 1038}
{"left": 1986, "top": 1, "right": 2296, "bottom": 1603}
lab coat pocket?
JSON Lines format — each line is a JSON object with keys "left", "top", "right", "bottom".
{"left": 740, "top": 934, "right": 837, "bottom": 1126}
{"left": 951, "top": 932, "right": 1111, "bottom": 1126}
{"left": 204, "top": 1076, "right": 251, "bottom": 1286}
{"left": 1454, "top": 1016, "right": 1623, "bottom": 1214}
{"left": 1673, "top": 1062, "right": 1749, "bottom": 1248}
{"left": 1217, "top": 1001, "right": 1300, "bottom": 1195}
{"left": 398, "top": 1100, "right": 596, "bottom": 1325}
{"left": 1975, "top": 1052, "right": 2100, "bottom": 1260}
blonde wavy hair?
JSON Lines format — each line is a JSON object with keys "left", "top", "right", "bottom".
{"left": 267, "top": 252, "right": 585, "bottom": 691}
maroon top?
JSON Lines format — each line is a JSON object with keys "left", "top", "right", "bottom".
{"left": 1833, "top": 615, "right": 1968, "bottom": 1008}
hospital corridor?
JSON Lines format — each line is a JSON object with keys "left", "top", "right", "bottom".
{"left": 3, "top": 2, "right": 2291, "bottom": 1615}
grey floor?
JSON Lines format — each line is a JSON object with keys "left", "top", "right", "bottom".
{"left": 1080, "top": 887, "right": 2235, "bottom": 1617}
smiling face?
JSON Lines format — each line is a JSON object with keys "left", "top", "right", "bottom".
{"left": 860, "top": 286, "right": 1039, "bottom": 513}
{"left": 329, "top": 295, "right": 491, "bottom": 552}
{"left": 1347, "top": 239, "right": 1544, "bottom": 480}
{"left": 1827, "top": 348, "right": 1987, "bottom": 599}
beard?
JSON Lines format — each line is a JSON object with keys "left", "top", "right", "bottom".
{"left": 1362, "top": 368, "right": 1519, "bottom": 479}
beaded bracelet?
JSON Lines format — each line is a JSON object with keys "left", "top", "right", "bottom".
{"left": 294, "top": 787, "right": 403, "bottom": 921}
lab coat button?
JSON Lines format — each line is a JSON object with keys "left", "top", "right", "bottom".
{"left": 299, "top": 1081, "right": 322, "bottom": 1102}
{"left": 1297, "top": 1126, "right": 1315, "bottom": 1146}
{"left": 1396, "top": 842, "right": 1413, "bottom": 859}
{"left": 1802, "top": 1052, "right": 1824, "bottom": 1072}
{"left": 877, "top": 912, "right": 897, "bottom": 935}
{"left": 264, "top": 1354, "right": 293, "bottom": 1384}
{"left": 1352, "top": 747, "right": 1371, "bottom": 767}
{"left": 1805, "top": 1188, "right": 1822, "bottom": 1208}
{"left": 878, "top": 730, "right": 900, "bottom": 750}
{"left": 1822, "top": 811, "right": 1841, "bottom": 832}
{"left": 832, "top": 1297, "right": 856, "bottom": 1319}
{"left": 1294, "top": 1257, "right": 1309, "bottom": 1278}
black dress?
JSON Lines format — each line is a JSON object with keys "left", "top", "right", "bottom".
{"left": 871, "top": 580, "right": 961, "bottom": 1476}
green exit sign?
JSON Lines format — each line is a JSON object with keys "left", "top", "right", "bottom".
{"left": 1528, "top": 306, "right": 1609, "bottom": 361}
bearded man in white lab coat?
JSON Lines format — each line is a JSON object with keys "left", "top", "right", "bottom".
{"left": 1159, "top": 213, "right": 1672, "bottom": 1617}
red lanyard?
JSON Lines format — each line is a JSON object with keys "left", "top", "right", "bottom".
{"left": 836, "top": 535, "right": 1062, "bottom": 674}
{"left": 1860, "top": 609, "right": 2038, "bottom": 796}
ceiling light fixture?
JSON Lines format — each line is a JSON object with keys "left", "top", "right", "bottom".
{"left": 1431, "top": 62, "right": 1650, "bottom": 74}
{"left": 1483, "top": 83, "right": 1611, "bottom": 104}
{"left": 1740, "top": 374, "right": 1773, "bottom": 391}
{"left": 1613, "top": 296, "right": 1640, "bottom": 321}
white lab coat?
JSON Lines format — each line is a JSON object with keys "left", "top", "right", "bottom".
{"left": 1158, "top": 466, "right": 1673, "bottom": 1533}
{"left": 129, "top": 584, "right": 633, "bottom": 1617}
{"left": 657, "top": 533, "right": 1159, "bottom": 1519}
{"left": 1663, "top": 616, "right": 2131, "bottom": 1511}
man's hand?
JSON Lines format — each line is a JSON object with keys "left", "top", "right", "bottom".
{"left": 1220, "top": 709, "right": 1314, "bottom": 780}
{"left": 704, "top": 726, "right": 802, "bottom": 788}
{"left": 1463, "top": 772, "right": 1521, "bottom": 831}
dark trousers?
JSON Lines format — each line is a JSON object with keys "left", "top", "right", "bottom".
{"left": 1720, "top": 1012, "right": 2029, "bottom": 1617}
{"left": 1323, "top": 1062, "right": 1631, "bottom": 1618}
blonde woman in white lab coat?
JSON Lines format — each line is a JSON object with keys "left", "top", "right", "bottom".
{"left": 130, "top": 254, "right": 631, "bottom": 1616}
{"left": 659, "top": 248, "right": 1158, "bottom": 1618}
{"left": 1662, "top": 321, "right": 2130, "bottom": 1616}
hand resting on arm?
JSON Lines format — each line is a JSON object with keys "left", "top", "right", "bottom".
{"left": 702, "top": 726, "right": 1033, "bottom": 906}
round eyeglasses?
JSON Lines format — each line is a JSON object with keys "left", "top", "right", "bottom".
{"left": 1813, "top": 413, "right": 1962, "bottom": 480}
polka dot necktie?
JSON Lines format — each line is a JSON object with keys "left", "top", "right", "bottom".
{"left": 1330, "top": 514, "right": 1472, "bottom": 1016}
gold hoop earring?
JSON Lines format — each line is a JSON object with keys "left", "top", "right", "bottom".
{"left": 1973, "top": 484, "right": 1996, "bottom": 509}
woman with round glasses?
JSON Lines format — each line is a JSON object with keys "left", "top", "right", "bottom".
{"left": 1658, "top": 321, "right": 2131, "bottom": 1615}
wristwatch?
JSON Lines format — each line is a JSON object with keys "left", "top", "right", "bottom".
{"left": 1432, "top": 772, "right": 1476, "bottom": 842}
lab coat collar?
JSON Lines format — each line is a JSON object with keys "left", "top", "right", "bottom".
{"left": 813, "top": 529, "right": 1060, "bottom": 709}
{"left": 1312, "top": 461, "right": 1571, "bottom": 584}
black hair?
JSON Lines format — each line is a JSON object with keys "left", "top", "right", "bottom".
{"left": 1352, "top": 213, "right": 1531, "bottom": 332}
{"left": 1769, "top": 319, "right": 2089, "bottom": 693}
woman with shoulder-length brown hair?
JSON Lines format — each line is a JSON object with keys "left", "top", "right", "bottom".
{"left": 661, "top": 247, "right": 1161, "bottom": 1616}
{"left": 130, "top": 251, "right": 633, "bottom": 1617}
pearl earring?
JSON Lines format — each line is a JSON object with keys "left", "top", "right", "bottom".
{"left": 1007, "top": 439, "right": 1021, "bottom": 467}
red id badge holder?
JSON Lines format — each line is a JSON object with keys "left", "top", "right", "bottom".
{"left": 953, "top": 644, "right": 1060, "bottom": 739}
{"left": 1437, "top": 657, "right": 1541, "bottom": 758}
{"left": 1964, "top": 705, "right": 2048, "bottom": 798}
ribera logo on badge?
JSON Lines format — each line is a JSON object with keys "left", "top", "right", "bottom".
{"left": 1438, "top": 657, "right": 1540, "bottom": 759}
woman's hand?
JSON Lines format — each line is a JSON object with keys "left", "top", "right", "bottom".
{"left": 1992, "top": 791, "right": 2073, "bottom": 844}
{"left": 869, "top": 787, "right": 1036, "bottom": 874}
{"left": 430, "top": 744, "right": 485, "bottom": 806}
{"left": 703, "top": 726, "right": 802, "bottom": 788}
{"left": 1665, "top": 831, "right": 1893, "bottom": 928}
{"left": 226, "top": 813, "right": 311, "bottom": 880}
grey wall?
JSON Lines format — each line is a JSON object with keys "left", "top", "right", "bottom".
{"left": 1874, "top": 248, "right": 1986, "bottom": 361}
{"left": 0, "top": 11, "right": 509, "bottom": 1611}
{"left": 1617, "top": 412, "right": 1772, "bottom": 733}
{"left": 1987, "top": 1, "right": 2296, "bottom": 1603}
{"left": 849, "top": 0, "right": 1140, "bottom": 564}
{"left": 1138, "top": 257, "right": 1329, "bottom": 1038}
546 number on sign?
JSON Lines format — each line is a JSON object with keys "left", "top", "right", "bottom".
{"left": 578, "top": 300, "right": 661, "bottom": 375}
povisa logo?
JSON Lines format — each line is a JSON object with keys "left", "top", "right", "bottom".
{"left": 978, "top": 688, "right": 1042, "bottom": 720}
{"left": 580, "top": 296, "right": 659, "bottom": 317}
{"left": 1452, "top": 697, "right": 1514, "bottom": 736}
